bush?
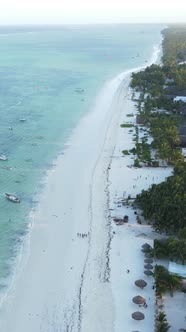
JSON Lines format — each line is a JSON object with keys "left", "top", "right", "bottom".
{"left": 134, "top": 159, "right": 141, "bottom": 167}
{"left": 129, "top": 147, "right": 136, "bottom": 154}
{"left": 122, "top": 150, "right": 130, "bottom": 155}
{"left": 152, "top": 160, "right": 159, "bottom": 167}
{"left": 120, "top": 123, "right": 133, "bottom": 128}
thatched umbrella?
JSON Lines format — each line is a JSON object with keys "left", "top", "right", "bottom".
{"left": 132, "top": 311, "right": 145, "bottom": 320}
{"left": 132, "top": 295, "right": 146, "bottom": 305}
{"left": 142, "top": 243, "right": 152, "bottom": 249}
{"left": 145, "top": 252, "right": 153, "bottom": 258}
{"left": 144, "top": 264, "right": 153, "bottom": 270}
{"left": 144, "top": 269, "right": 153, "bottom": 276}
{"left": 135, "top": 279, "right": 147, "bottom": 288}
{"left": 144, "top": 258, "right": 153, "bottom": 264}
{"left": 142, "top": 248, "right": 152, "bottom": 254}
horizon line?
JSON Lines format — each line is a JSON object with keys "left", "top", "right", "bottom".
{"left": 0, "top": 22, "right": 185, "bottom": 26}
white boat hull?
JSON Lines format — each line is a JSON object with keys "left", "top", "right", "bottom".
{"left": 5, "top": 193, "right": 20, "bottom": 203}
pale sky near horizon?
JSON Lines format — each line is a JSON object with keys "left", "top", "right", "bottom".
{"left": 1, "top": 0, "right": 186, "bottom": 25}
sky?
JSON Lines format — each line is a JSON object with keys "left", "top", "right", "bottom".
{"left": 1, "top": 0, "right": 186, "bottom": 24}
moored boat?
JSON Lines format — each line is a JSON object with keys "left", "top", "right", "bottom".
{"left": 5, "top": 193, "right": 20, "bottom": 203}
{"left": 75, "top": 88, "right": 84, "bottom": 93}
{"left": 0, "top": 155, "right": 8, "bottom": 161}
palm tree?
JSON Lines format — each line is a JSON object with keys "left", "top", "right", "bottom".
{"left": 156, "top": 311, "right": 170, "bottom": 332}
{"left": 168, "top": 239, "right": 186, "bottom": 264}
{"left": 154, "top": 265, "right": 182, "bottom": 296}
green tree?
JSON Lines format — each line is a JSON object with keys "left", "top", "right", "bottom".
{"left": 156, "top": 311, "right": 170, "bottom": 332}
{"left": 154, "top": 265, "right": 182, "bottom": 296}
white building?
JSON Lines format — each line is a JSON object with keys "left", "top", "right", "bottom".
{"left": 174, "top": 96, "right": 186, "bottom": 103}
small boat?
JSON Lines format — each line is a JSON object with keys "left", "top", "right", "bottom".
{"left": 5, "top": 193, "right": 20, "bottom": 203}
{"left": 0, "top": 155, "right": 8, "bottom": 161}
{"left": 75, "top": 88, "right": 84, "bottom": 94}
{"left": 19, "top": 118, "right": 26, "bottom": 122}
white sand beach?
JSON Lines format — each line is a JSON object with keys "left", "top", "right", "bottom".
{"left": 108, "top": 89, "right": 172, "bottom": 332}
{"left": 0, "top": 47, "right": 173, "bottom": 332}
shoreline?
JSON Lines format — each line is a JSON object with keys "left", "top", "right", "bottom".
{"left": 0, "top": 42, "right": 166, "bottom": 332}
{"left": 0, "top": 69, "right": 133, "bottom": 332}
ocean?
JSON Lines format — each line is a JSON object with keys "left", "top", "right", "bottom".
{"left": 0, "top": 24, "right": 163, "bottom": 299}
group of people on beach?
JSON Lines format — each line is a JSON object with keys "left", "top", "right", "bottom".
{"left": 77, "top": 232, "right": 89, "bottom": 238}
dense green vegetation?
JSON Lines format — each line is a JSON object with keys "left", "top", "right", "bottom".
{"left": 135, "top": 162, "right": 186, "bottom": 233}
{"left": 162, "top": 26, "right": 186, "bottom": 66}
{"left": 170, "top": 64, "right": 186, "bottom": 90}
{"left": 129, "top": 27, "right": 186, "bottom": 332}
{"left": 131, "top": 66, "right": 185, "bottom": 164}
{"left": 154, "top": 265, "right": 182, "bottom": 296}
{"left": 135, "top": 140, "right": 151, "bottom": 163}
{"left": 131, "top": 64, "right": 165, "bottom": 97}
{"left": 122, "top": 149, "right": 130, "bottom": 155}
{"left": 120, "top": 123, "right": 133, "bottom": 128}
{"left": 156, "top": 311, "right": 170, "bottom": 332}
{"left": 154, "top": 238, "right": 186, "bottom": 264}
{"left": 150, "top": 115, "right": 183, "bottom": 163}
{"left": 131, "top": 27, "right": 186, "bottom": 234}
{"left": 178, "top": 226, "right": 186, "bottom": 239}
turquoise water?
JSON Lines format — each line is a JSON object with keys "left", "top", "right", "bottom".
{"left": 0, "top": 24, "right": 162, "bottom": 288}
